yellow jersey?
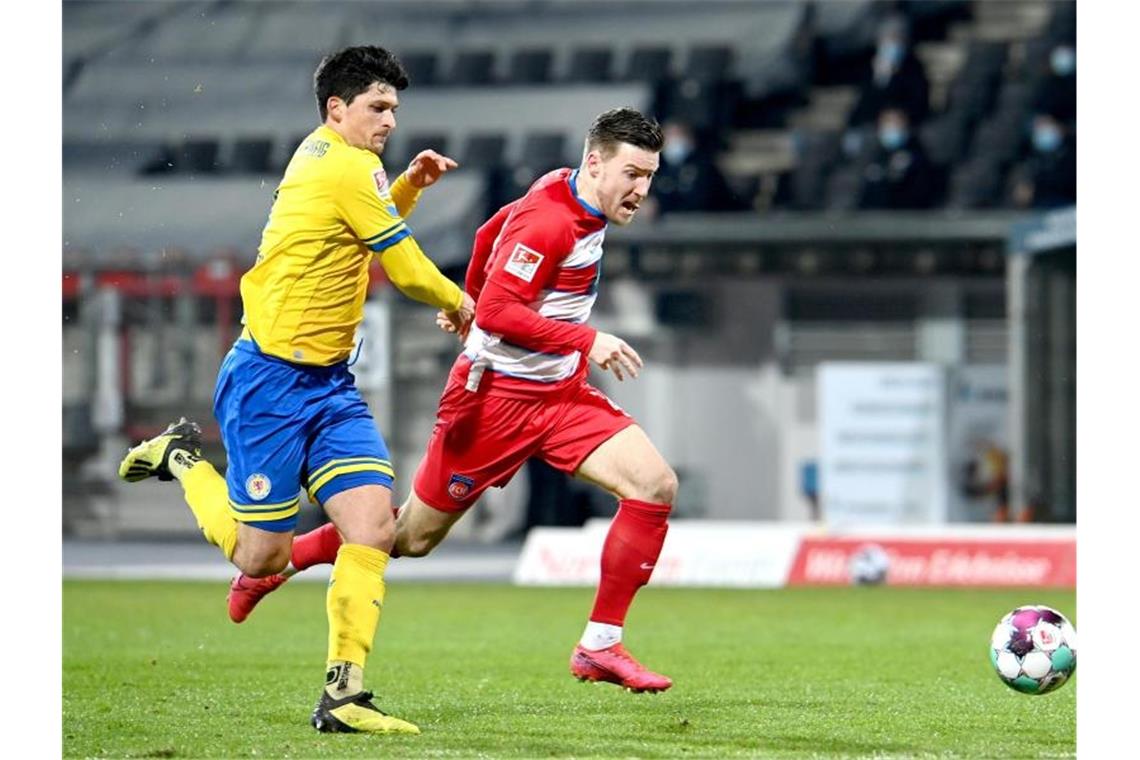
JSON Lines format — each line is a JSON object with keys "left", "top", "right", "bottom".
{"left": 241, "top": 124, "right": 463, "bottom": 365}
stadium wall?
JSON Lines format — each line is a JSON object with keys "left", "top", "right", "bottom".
{"left": 513, "top": 521, "right": 1076, "bottom": 588}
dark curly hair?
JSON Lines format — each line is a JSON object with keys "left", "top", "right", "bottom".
{"left": 313, "top": 46, "right": 410, "bottom": 120}
{"left": 585, "top": 107, "right": 665, "bottom": 158}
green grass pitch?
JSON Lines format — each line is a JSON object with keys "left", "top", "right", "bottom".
{"left": 64, "top": 582, "right": 1075, "bottom": 758}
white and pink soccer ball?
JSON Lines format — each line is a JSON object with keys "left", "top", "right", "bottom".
{"left": 989, "top": 605, "right": 1076, "bottom": 695}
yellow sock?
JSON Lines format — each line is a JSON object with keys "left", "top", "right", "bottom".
{"left": 179, "top": 461, "right": 238, "bottom": 561}
{"left": 326, "top": 543, "right": 389, "bottom": 691}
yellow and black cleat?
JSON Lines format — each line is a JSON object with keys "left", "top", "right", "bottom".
{"left": 311, "top": 690, "right": 420, "bottom": 734}
{"left": 118, "top": 417, "right": 203, "bottom": 482}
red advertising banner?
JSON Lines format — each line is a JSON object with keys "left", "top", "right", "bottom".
{"left": 787, "top": 536, "right": 1076, "bottom": 587}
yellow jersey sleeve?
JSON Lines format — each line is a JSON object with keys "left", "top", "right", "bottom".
{"left": 334, "top": 155, "right": 462, "bottom": 311}
{"left": 378, "top": 235, "right": 464, "bottom": 311}
{"left": 389, "top": 173, "right": 424, "bottom": 218}
{"left": 334, "top": 160, "right": 413, "bottom": 253}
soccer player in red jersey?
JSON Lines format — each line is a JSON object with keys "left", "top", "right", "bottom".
{"left": 231, "top": 108, "right": 676, "bottom": 693}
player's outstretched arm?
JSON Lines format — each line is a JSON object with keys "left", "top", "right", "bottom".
{"left": 378, "top": 236, "right": 468, "bottom": 313}
{"left": 437, "top": 292, "right": 476, "bottom": 339}
{"left": 390, "top": 150, "right": 459, "bottom": 218}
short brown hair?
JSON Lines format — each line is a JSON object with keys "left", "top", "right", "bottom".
{"left": 584, "top": 107, "right": 664, "bottom": 159}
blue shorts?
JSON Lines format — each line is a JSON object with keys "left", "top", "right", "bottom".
{"left": 213, "top": 338, "right": 394, "bottom": 533}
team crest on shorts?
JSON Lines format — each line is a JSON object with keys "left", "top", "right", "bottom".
{"left": 448, "top": 474, "right": 475, "bottom": 501}
{"left": 245, "top": 473, "right": 272, "bottom": 501}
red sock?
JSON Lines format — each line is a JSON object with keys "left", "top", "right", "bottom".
{"left": 290, "top": 522, "right": 342, "bottom": 571}
{"left": 588, "top": 499, "right": 671, "bottom": 626}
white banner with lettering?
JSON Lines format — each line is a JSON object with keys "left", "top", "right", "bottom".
{"left": 513, "top": 520, "right": 803, "bottom": 587}
{"left": 818, "top": 363, "right": 948, "bottom": 525}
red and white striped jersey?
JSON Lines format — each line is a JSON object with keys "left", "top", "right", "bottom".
{"left": 458, "top": 168, "right": 606, "bottom": 395}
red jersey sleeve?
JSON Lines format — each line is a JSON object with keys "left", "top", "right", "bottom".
{"left": 483, "top": 202, "right": 570, "bottom": 301}
{"left": 474, "top": 201, "right": 596, "bottom": 355}
{"left": 465, "top": 200, "right": 518, "bottom": 302}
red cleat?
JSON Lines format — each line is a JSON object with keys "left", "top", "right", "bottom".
{"left": 569, "top": 643, "right": 673, "bottom": 693}
{"left": 227, "top": 573, "right": 287, "bottom": 623}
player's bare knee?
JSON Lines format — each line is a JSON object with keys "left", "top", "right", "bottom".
{"left": 643, "top": 465, "right": 678, "bottom": 505}
{"left": 398, "top": 530, "right": 442, "bottom": 558}
{"left": 238, "top": 548, "right": 289, "bottom": 578}
{"left": 340, "top": 520, "right": 395, "bottom": 552}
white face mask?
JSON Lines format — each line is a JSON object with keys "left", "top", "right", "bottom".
{"left": 878, "top": 41, "right": 904, "bottom": 65}
{"left": 1050, "top": 47, "right": 1076, "bottom": 76}
{"left": 662, "top": 140, "right": 692, "bottom": 165}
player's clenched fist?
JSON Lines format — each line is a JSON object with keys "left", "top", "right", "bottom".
{"left": 436, "top": 291, "right": 476, "bottom": 340}
{"left": 588, "top": 331, "right": 643, "bottom": 381}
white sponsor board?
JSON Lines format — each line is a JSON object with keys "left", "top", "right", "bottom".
{"left": 513, "top": 522, "right": 1075, "bottom": 588}
{"left": 513, "top": 520, "right": 803, "bottom": 587}
{"left": 818, "top": 363, "right": 948, "bottom": 525}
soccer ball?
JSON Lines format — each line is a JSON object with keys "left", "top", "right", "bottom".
{"left": 989, "top": 605, "right": 1076, "bottom": 695}
{"left": 848, "top": 543, "right": 890, "bottom": 585}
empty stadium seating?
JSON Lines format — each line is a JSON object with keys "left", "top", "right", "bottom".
{"left": 63, "top": 0, "right": 1076, "bottom": 260}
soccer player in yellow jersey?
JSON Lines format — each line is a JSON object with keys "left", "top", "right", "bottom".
{"left": 118, "top": 46, "right": 474, "bottom": 734}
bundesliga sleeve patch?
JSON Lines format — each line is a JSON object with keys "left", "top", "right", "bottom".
{"left": 504, "top": 243, "right": 544, "bottom": 282}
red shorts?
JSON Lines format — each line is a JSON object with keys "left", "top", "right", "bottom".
{"left": 413, "top": 373, "right": 635, "bottom": 512}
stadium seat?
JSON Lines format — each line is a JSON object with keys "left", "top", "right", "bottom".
{"left": 1021, "top": 37, "right": 1056, "bottom": 78}
{"left": 796, "top": 130, "right": 842, "bottom": 168}
{"left": 905, "top": 1, "right": 973, "bottom": 44}
{"left": 823, "top": 164, "right": 863, "bottom": 212}
{"left": 686, "top": 45, "right": 734, "bottom": 83}
{"left": 946, "top": 78, "right": 998, "bottom": 128}
{"left": 946, "top": 157, "right": 1003, "bottom": 209}
{"left": 229, "top": 137, "right": 275, "bottom": 174}
{"left": 64, "top": 139, "right": 166, "bottom": 175}
{"left": 625, "top": 46, "right": 673, "bottom": 83}
{"left": 507, "top": 48, "right": 553, "bottom": 84}
{"left": 462, "top": 133, "right": 508, "bottom": 170}
{"left": 969, "top": 114, "right": 1025, "bottom": 168}
{"left": 1046, "top": 2, "right": 1076, "bottom": 42}
{"left": 993, "top": 81, "right": 1034, "bottom": 119}
{"left": 399, "top": 51, "right": 440, "bottom": 87}
{"left": 519, "top": 132, "right": 568, "bottom": 174}
{"left": 661, "top": 78, "right": 741, "bottom": 134}
{"left": 567, "top": 47, "right": 613, "bottom": 83}
{"left": 285, "top": 133, "right": 309, "bottom": 157}
{"left": 963, "top": 40, "right": 1008, "bottom": 81}
{"left": 919, "top": 114, "right": 970, "bottom": 166}
{"left": 785, "top": 157, "right": 832, "bottom": 211}
{"left": 395, "top": 132, "right": 450, "bottom": 169}
{"left": 448, "top": 50, "right": 496, "bottom": 85}
{"left": 180, "top": 138, "right": 221, "bottom": 174}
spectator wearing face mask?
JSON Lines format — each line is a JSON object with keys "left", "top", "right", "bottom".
{"left": 642, "top": 120, "right": 743, "bottom": 217}
{"left": 1011, "top": 112, "right": 1075, "bottom": 209}
{"left": 857, "top": 107, "right": 937, "bottom": 210}
{"left": 1033, "top": 43, "right": 1076, "bottom": 129}
{"left": 846, "top": 16, "right": 931, "bottom": 134}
